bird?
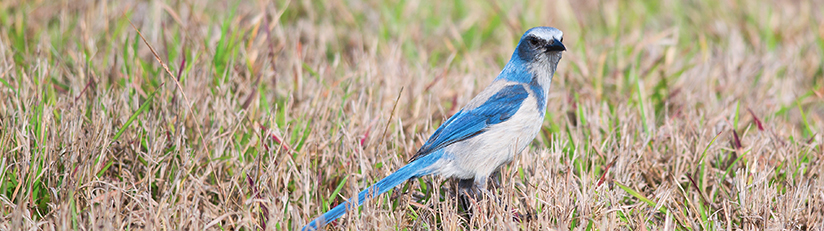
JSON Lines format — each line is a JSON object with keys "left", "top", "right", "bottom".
{"left": 303, "top": 27, "right": 565, "bottom": 231}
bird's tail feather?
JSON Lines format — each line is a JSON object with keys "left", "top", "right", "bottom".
{"left": 302, "top": 151, "right": 443, "bottom": 231}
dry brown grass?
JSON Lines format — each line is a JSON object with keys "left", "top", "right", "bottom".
{"left": 1, "top": 0, "right": 822, "bottom": 230}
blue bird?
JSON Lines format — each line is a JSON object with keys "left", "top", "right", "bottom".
{"left": 303, "top": 27, "right": 565, "bottom": 230}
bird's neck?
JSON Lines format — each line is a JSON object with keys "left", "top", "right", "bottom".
{"left": 529, "top": 60, "right": 556, "bottom": 94}
{"left": 496, "top": 58, "right": 555, "bottom": 111}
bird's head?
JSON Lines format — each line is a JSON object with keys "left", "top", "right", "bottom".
{"left": 499, "top": 27, "right": 565, "bottom": 84}
{"left": 516, "top": 27, "right": 565, "bottom": 66}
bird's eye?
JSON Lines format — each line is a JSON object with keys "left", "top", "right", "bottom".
{"left": 529, "top": 38, "right": 540, "bottom": 47}
{"left": 560, "top": 37, "right": 564, "bottom": 43}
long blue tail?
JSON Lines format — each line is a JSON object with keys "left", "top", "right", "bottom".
{"left": 302, "top": 151, "right": 443, "bottom": 231}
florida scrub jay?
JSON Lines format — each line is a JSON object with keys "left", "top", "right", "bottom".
{"left": 304, "top": 27, "right": 565, "bottom": 230}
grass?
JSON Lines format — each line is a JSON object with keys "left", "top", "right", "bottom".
{"left": 1, "top": 0, "right": 823, "bottom": 230}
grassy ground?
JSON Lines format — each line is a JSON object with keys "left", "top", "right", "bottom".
{"left": 1, "top": 0, "right": 823, "bottom": 230}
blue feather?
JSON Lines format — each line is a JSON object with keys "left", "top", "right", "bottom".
{"left": 302, "top": 150, "right": 444, "bottom": 231}
{"left": 412, "top": 84, "right": 528, "bottom": 160}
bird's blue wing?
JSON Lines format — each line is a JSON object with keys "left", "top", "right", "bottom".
{"left": 411, "top": 84, "right": 529, "bottom": 161}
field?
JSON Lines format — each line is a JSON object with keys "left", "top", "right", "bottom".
{"left": 1, "top": 0, "right": 823, "bottom": 230}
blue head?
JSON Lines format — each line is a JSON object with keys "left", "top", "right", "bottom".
{"left": 498, "top": 27, "right": 565, "bottom": 84}
{"left": 496, "top": 27, "right": 565, "bottom": 110}
{"left": 516, "top": 27, "right": 565, "bottom": 59}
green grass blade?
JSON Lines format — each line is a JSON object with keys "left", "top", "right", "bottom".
{"left": 616, "top": 182, "right": 656, "bottom": 207}
{"left": 111, "top": 85, "right": 161, "bottom": 144}
{"left": 325, "top": 175, "right": 349, "bottom": 212}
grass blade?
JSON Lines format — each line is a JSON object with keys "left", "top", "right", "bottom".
{"left": 111, "top": 84, "right": 161, "bottom": 144}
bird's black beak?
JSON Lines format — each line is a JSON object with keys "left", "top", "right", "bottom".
{"left": 545, "top": 38, "right": 565, "bottom": 52}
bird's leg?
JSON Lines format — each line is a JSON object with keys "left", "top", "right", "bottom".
{"left": 456, "top": 178, "right": 476, "bottom": 214}
{"left": 457, "top": 178, "right": 475, "bottom": 194}
{"left": 457, "top": 178, "right": 485, "bottom": 201}
{"left": 457, "top": 176, "right": 500, "bottom": 212}
{"left": 490, "top": 169, "right": 503, "bottom": 189}
{"left": 456, "top": 178, "right": 473, "bottom": 189}
{"left": 472, "top": 176, "right": 494, "bottom": 199}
